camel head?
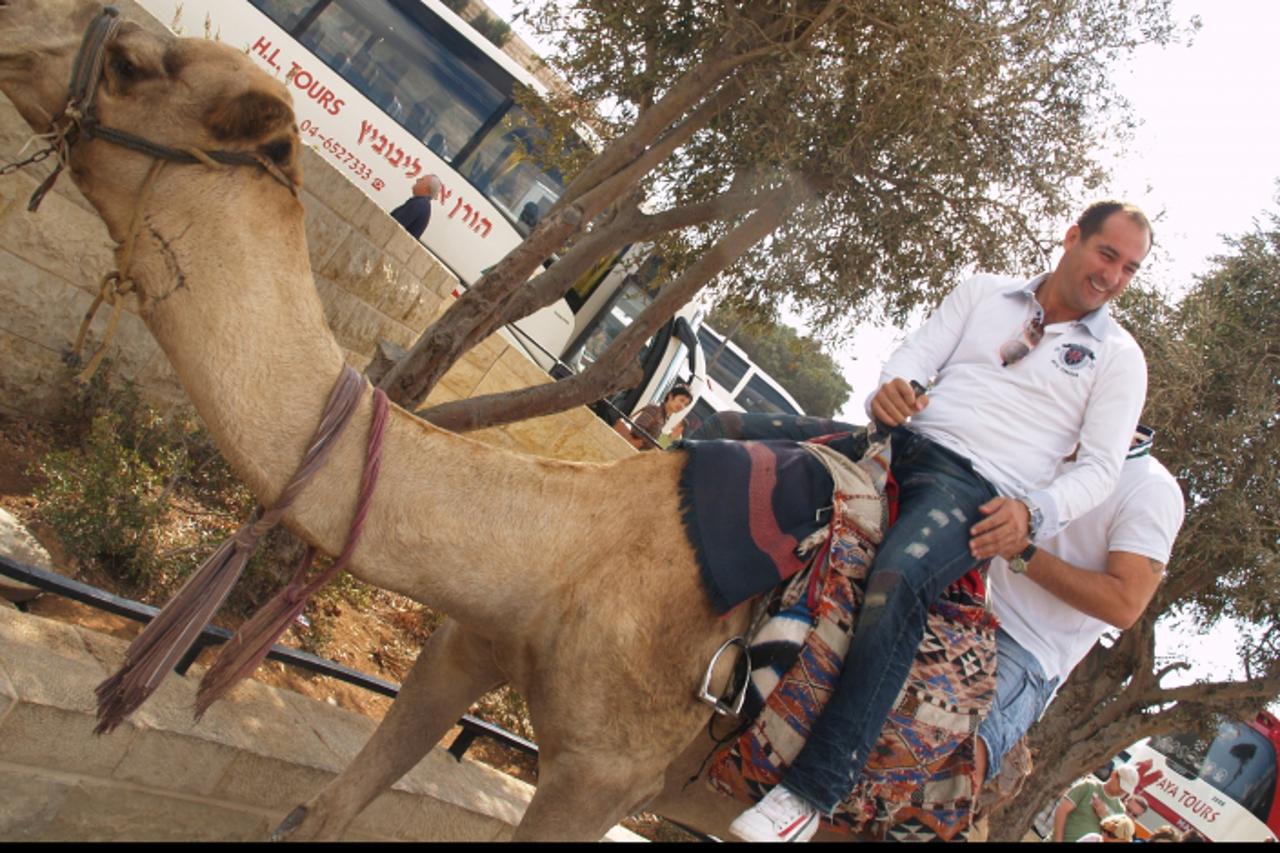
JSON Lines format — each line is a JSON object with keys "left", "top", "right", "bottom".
{"left": 0, "top": 0, "right": 302, "bottom": 243}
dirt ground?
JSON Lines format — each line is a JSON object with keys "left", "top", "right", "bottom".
{"left": 0, "top": 413, "right": 696, "bottom": 841}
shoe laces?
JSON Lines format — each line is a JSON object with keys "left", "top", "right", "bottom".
{"left": 759, "top": 787, "right": 812, "bottom": 824}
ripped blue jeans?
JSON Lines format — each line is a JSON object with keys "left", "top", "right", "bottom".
{"left": 782, "top": 427, "right": 998, "bottom": 814}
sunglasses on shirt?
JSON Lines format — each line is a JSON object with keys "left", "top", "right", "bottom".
{"left": 999, "top": 315, "right": 1045, "bottom": 367}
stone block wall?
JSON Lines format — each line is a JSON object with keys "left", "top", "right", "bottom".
{"left": 0, "top": 3, "right": 630, "bottom": 464}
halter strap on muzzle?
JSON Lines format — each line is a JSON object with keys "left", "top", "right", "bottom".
{"left": 27, "top": 6, "right": 122, "bottom": 211}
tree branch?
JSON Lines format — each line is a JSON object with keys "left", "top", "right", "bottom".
{"left": 416, "top": 182, "right": 808, "bottom": 432}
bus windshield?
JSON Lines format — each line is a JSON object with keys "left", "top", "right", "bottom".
{"left": 1150, "top": 721, "right": 1279, "bottom": 822}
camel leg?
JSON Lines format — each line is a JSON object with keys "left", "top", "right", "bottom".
{"left": 511, "top": 749, "right": 669, "bottom": 842}
{"left": 272, "top": 618, "right": 505, "bottom": 841}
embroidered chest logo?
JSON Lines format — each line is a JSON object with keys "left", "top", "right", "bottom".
{"left": 1053, "top": 342, "right": 1096, "bottom": 376}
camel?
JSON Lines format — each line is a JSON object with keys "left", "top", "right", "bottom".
{"left": 0, "top": 1, "right": 1005, "bottom": 841}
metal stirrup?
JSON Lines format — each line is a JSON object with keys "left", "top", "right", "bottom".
{"left": 697, "top": 636, "right": 750, "bottom": 717}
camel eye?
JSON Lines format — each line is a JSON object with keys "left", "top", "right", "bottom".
{"left": 263, "top": 138, "right": 293, "bottom": 165}
{"left": 111, "top": 54, "right": 137, "bottom": 81}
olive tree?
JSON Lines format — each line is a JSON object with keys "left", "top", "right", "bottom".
{"left": 378, "top": 0, "right": 1181, "bottom": 432}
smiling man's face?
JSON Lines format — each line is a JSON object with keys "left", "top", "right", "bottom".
{"left": 1054, "top": 211, "right": 1151, "bottom": 318}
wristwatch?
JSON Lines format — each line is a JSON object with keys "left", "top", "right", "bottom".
{"left": 1009, "top": 543, "right": 1038, "bottom": 575}
{"left": 1018, "top": 495, "right": 1044, "bottom": 541}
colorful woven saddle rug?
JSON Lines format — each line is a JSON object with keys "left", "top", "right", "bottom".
{"left": 700, "top": 430, "right": 999, "bottom": 842}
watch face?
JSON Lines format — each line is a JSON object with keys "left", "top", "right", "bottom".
{"left": 1010, "top": 557, "right": 1028, "bottom": 575}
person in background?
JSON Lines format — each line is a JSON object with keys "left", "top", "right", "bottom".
{"left": 614, "top": 385, "right": 692, "bottom": 451}
{"left": 389, "top": 174, "right": 443, "bottom": 240}
{"left": 1056, "top": 764, "right": 1139, "bottom": 842}
{"left": 972, "top": 425, "right": 1185, "bottom": 804}
{"left": 1078, "top": 813, "right": 1137, "bottom": 842}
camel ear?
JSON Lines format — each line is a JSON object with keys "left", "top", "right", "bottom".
{"left": 204, "top": 89, "right": 293, "bottom": 142}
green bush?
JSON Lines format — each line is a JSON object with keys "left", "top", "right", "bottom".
{"left": 31, "top": 378, "right": 282, "bottom": 604}
{"left": 34, "top": 405, "right": 179, "bottom": 585}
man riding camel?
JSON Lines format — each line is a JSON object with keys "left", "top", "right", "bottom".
{"left": 731, "top": 201, "right": 1154, "bottom": 842}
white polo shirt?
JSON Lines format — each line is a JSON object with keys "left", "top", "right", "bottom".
{"left": 987, "top": 453, "right": 1185, "bottom": 682}
{"left": 867, "top": 273, "right": 1147, "bottom": 539}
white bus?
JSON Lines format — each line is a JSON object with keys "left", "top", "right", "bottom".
{"left": 677, "top": 324, "right": 807, "bottom": 436}
{"left": 135, "top": 0, "right": 706, "bottom": 422}
{"left": 1122, "top": 713, "right": 1280, "bottom": 842}
{"left": 1033, "top": 712, "right": 1280, "bottom": 842}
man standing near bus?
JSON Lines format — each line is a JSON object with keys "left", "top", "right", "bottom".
{"left": 731, "top": 201, "right": 1153, "bottom": 843}
{"left": 390, "top": 174, "right": 443, "bottom": 240}
{"left": 1057, "top": 764, "right": 1141, "bottom": 841}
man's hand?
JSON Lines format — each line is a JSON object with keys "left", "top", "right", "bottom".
{"left": 969, "top": 496, "right": 1030, "bottom": 560}
{"left": 870, "top": 378, "right": 928, "bottom": 428}
{"left": 1091, "top": 793, "right": 1109, "bottom": 819}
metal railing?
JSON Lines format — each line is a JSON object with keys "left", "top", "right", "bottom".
{"left": 0, "top": 552, "right": 535, "bottom": 762}
{"left": 0, "top": 551, "right": 714, "bottom": 841}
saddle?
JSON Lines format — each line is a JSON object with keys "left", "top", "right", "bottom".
{"left": 702, "top": 435, "right": 1000, "bottom": 842}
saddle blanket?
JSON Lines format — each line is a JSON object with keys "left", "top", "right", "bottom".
{"left": 701, "top": 432, "right": 999, "bottom": 841}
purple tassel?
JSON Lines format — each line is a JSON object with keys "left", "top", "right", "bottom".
{"left": 94, "top": 526, "right": 257, "bottom": 734}
{"left": 193, "top": 550, "right": 320, "bottom": 718}
{"left": 195, "top": 386, "right": 390, "bottom": 717}
{"left": 93, "top": 366, "right": 369, "bottom": 734}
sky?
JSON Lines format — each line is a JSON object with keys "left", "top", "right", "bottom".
{"left": 487, "top": 0, "right": 1278, "bottom": 687}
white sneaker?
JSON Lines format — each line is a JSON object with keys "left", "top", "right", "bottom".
{"left": 729, "top": 785, "right": 820, "bottom": 843}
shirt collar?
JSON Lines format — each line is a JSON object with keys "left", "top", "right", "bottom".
{"left": 1001, "top": 272, "right": 1114, "bottom": 341}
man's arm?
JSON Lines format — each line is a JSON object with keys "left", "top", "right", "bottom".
{"left": 1020, "top": 548, "right": 1163, "bottom": 629}
{"left": 1025, "top": 466, "right": 1185, "bottom": 627}
{"left": 1024, "top": 344, "right": 1148, "bottom": 541}
{"left": 1053, "top": 796, "right": 1076, "bottom": 842}
{"left": 982, "top": 460, "right": 1186, "bottom": 632}
{"left": 863, "top": 276, "right": 988, "bottom": 421}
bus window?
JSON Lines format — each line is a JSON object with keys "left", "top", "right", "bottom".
{"left": 459, "top": 107, "right": 568, "bottom": 237}
{"left": 561, "top": 280, "right": 651, "bottom": 374}
{"left": 738, "top": 374, "right": 802, "bottom": 415}
{"left": 698, "top": 328, "right": 750, "bottom": 393}
{"left": 275, "top": 0, "right": 510, "bottom": 159}
{"left": 249, "top": 0, "right": 318, "bottom": 31}
{"left": 1151, "top": 723, "right": 1279, "bottom": 822}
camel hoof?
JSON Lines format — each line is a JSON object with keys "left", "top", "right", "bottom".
{"left": 270, "top": 805, "right": 309, "bottom": 842}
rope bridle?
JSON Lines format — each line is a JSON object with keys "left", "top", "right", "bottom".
{"left": 2, "top": 5, "right": 299, "bottom": 382}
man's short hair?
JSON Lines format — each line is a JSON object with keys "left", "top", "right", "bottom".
{"left": 666, "top": 383, "right": 693, "bottom": 402}
{"left": 1077, "top": 200, "right": 1154, "bottom": 247}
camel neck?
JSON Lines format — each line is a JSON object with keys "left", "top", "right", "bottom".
{"left": 132, "top": 184, "right": 570, "bottom": 627}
